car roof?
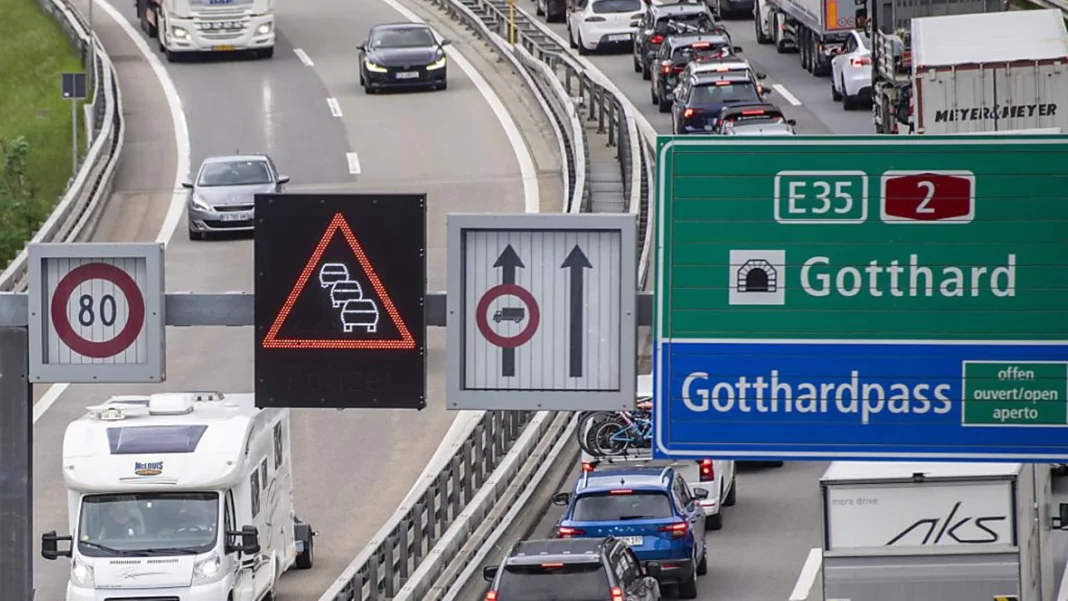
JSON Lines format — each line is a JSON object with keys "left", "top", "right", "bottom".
{"left": 668, "top": 33, "right": 729, "bottom": 47}
{"left": 201, "top": 154, "right": 270, "bottom": 165}
{"left": 371, "top": 22, "right": 431, "bottom": 32}
{"left": 653, "top": 4, "right": 710, "bottom": 15}
{"left": 719, "top": 102, "right": 783, "bottom": 116}
{"left": 691, "top": 72, "right": 753, "bottom": 83}
{"left": 690, "top": 58, "right": 749, "bottom": 70}
{"left": 578, "top": 467, "right": 672, "bottom": 493}
{"left": 505, "top": 538, "right": 607, "bottom": 565}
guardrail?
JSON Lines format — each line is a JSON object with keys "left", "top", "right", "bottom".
{"left": 0, "top": 0, "right": 125, "bottom": 292}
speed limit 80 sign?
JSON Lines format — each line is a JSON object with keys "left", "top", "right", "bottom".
{"left": 28, "top": 243, "right": 166, "bottom": 383}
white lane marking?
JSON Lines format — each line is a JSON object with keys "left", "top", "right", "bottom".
{"left": 375, "top": 0, "right": 540, "bottom": 213}
{"left": 327, "top": 97, "right": 343, "bottom": 117}
{"left": 36, "top": 0, "right": 193, "bottom": 423}
{"left": 346, "top": 152, "right": 361, "bottom": 175}
{"left": 293, "top": 48, "right": 314, "bottom": 66}
{"left": 789, "top": 548, "right": 822, "bottom": 601}
{"left": 773, "top": 83, "right": 803, "bottom": 106}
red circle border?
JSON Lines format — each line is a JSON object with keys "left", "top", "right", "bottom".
{"left": 475, "top": 284, "right": 540, "bottom": 349}
{"left": 50, "top": 263, "right": 146, "bottom": 358}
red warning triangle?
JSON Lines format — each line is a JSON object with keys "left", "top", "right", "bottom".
{"left": 261, "top": 213, "right": 415, "bottom": 350}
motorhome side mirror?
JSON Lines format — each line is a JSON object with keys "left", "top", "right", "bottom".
{"left": 357, "top": 43, "right": 366, "bottom": 51}
{"left": 483, "top": 565, "right": 499, "bottom": 582}
{"left": 757, "top": 72, "right": 767, "bottom": 79}
{"left": 1058, "top": 503, "right": 1068, "bottom": 529}
{"left": 41, "top": 530, "right": 72, "bottom": 560}
{"left": 277, "top": 175, "right": 290, "bottom": 184}
{"left": 692, "top": 487, "right": 710, "bottom": 500}
{"left": 787, "top": 119, "right": 797, "bottom": 126}
{"left": 551, "top": 492, "right": 570, "bottom": 506}
{"left": 645, "top": 561, "right": 662, "bottom": 578}
{"left": 764, "top": 87, "right": 773, "bottom": 95}
{"left": 226, "top": 525, "right": 261, "bottom": 554}
{"left": 181, "top": 181, "right": 194, "bottom": 189}
{"left": 440, "top": 39, "right": 451, "bottom": 46}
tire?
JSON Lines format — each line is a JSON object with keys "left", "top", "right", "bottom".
{"left": 841, "top": 78, "right": 855, "bottom": 110}
{"left": 577, "top": 32, "right": 590, "bottom": 55}
{"left": 438, "top": 80, "right": 448, "bottom": 91}
{"left": 569, "top": 29, "right": 577, "bottom": 49}
{"left": 723, "top": 476, "right": 737, "bottom": 507}
{"left": 295, "top": 523, "right": 314, "bottom": 570}
{"left": 657, "top": 92, "right": 671, "bottom": 113}
{"left": 577, "top": 412, "right": 613, "bottom": 455}
{"left": 705, "top": 511, "right": 723, "bottom": 531}
{"left": 633, "top": 55, "right": 642, "bottom": 73}
{"left": 754, "top": 15, "right": 770, "bottom": 44}
{"left": 641, "top": 60, "right": 651, "bottom": 81}
{"left": 696, "top": 548, "right": 708, "bottom": 576}
{"left": 188, "top": 228, "right": 206, "bottom": 241}
{"left": 650, "top": 84, "right": 658, "bottom": 105}
{"left": 148, "top": 7, "right": 159, "bottom": 38}
{"left": 535, "top": 0, "right": 543, "bottom": 15}
{"left": 831, "top": 79, "right": 842, "bottom": 101}
{"left": 258, "top": 47, "right": 274, "bottom": 59}
{"left": 677, "top": 555, "right": 699, "bottom": 599}
{"left": 589, "top": 419, "right": 631, "bottom": 457}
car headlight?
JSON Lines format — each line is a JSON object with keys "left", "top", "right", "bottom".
{"left": 257, "top": 22, "right": 272, "bottom": 35}
{"left": 192, "top": 553, "right": 223, "bottom": 584}
{"left": 190, "top": 195, "right": 212, "bottom": 211}
{"left": 172, "top": 26, "right": 189, "bottom": 39}
{"left": 364, "top": 61, "right": 387, "bottom": 73}
{"left": 71, "top": 555, "right": 94, "bottom": 588}
{"left": 426, "top": 55, "right": 446, "bottom": 70}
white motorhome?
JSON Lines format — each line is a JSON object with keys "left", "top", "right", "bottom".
{"left": 41, "top": 392, "right": 315, "bottom": 601}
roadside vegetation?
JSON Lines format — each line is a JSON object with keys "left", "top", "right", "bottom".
{"left": 0, "top": 0, "right": 88, "bottom": 269}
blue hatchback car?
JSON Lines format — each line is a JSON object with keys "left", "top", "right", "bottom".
{"left": 551, "top": 467, "right": 708, "bottom": 599}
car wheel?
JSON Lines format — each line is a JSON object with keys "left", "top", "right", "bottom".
{"left": 438, "top": 80, "right": 448, "bottom": 91}
{"left": 569, "top": 29, "right": 577, "bottom": 48}
{"left": 831, "top": 78, "right": 842, "bottom": 101}
{"left": 705, "top": 510, "right": 723, "bottom": 531}
{"left": 723, "top": 475, "right": 737, "bottom": 507}
{"left": 657, "top": 92, "right": 671, "bottom": 113}
{"left": 535, "top": 0, "right": 543, "bottom": 15}
{"left": 696, "top": 547, "right": 708, "bottom": 576}
{"left": 633, "top": 55, "right": 642, "bottom": 73}
{"left": 841, "top": 78, "right": 855, "bottom": 109}
{"left": 650, "top": 83, "right": 658, "bottom": 105}
{"left": 295, "top": 523, "right": 314, "bottom": 569}
{"left": 677, "top": 553, "right": 699, "bottom": 599}
{"left": 641, "top": 60, "right": 651, "bottom": 81}
{"left": 188, "top": 228, "right": 206, "bottom": 241}
{"left": 577, "top": 31, "right": 590, "bottom": 55}
{"left": 257, "top": 47, "right": 274, "bottom": 59}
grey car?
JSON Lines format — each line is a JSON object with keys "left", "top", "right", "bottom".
{"left": 182, "top": 154, "right": 289, "bottom": 240}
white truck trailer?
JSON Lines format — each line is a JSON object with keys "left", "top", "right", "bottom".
{"left": 752, "top": 0, "right": 860, "bottom": 75}
{"left": 820, "top": 462, "right": 1056, "bottom": 601}
{"left": 40, "top": 392, "right": 315, "bottom": 601}
{"left": 136, "top": 0, "right": 276, "bottom": 62}
{"left": 873, "top": 9, "right": 1068, "bottom": 134}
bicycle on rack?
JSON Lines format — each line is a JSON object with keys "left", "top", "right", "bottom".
{"left": 577, "top": 409, "right": 654, "bottom": 457}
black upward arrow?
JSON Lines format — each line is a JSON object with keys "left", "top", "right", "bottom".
{"left": 494, "top": 245, "right": 524, "bottom": 377}
{"left": 561, "top": 245, "right": 592, "bottom": 378}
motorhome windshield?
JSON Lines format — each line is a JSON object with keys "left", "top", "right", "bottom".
{"left": 78, "top": 492, "right": 220, "bottom": 557}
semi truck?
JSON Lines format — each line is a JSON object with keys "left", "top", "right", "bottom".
{"left": 820, "top": 461, "right": 1057, "bottom": 601}
{"left": 40, "top": 392, "right": 315, "bottom": 601}
{"left": 752, "top": 0, "right": 862, "bottom": 75}
{"left": 136, "top": 0, "right": 276, "bottom": 62}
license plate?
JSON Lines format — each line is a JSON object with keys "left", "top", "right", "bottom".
{"left": 619, "top": 536, "right": 643, "bottom": 546}
{"left": 220, "top": 212, "right": 249, "bottom": 221}
{"left": 610, "top": 34, "right": 631, "bottom": 41}
{"left": 213, "top": 45, "right": 235, "bottom": 51}
{"left": 395, "top": 71, "right": 419, "bottom": 79}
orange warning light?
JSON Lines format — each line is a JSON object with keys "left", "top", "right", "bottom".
{"left": 261, "top": 213, "right": 415, "bottom": 350}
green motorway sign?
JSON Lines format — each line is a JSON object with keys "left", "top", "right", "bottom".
{"left": 655, "top": 135, "right": 1068, "bottom": 341}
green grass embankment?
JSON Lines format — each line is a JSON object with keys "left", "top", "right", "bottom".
{"left": 0, "top": 0, "right": 90, "bottom": 267}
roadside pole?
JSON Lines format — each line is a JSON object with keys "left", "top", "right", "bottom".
{"left": 0, "top": 327, "right": 34, "bottom": 601}
{"left": 88, "top": 0, "right": 95, "bottom": 97}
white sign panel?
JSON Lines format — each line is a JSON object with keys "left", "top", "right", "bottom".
{"left": 28, "top": 243, "right": 166, "bottom": 383}
{"left": 446, "top": 214, "right": 637, "bottom": 411}
{"left": 825, "top": 482, "right": 1015, "bottom": 551}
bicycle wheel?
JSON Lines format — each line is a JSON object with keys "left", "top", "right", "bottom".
{"left": 576, "top": 411, "right": 614, "bottom": 451}
{"left": 590, "top": 419, "right": 633, "bottom": 457}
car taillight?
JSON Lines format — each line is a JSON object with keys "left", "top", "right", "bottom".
{"left": 851, "top": 56, "right": 872, "bottom": 67}
{"left": 699, "top": 459, "right": 714, "bottom": 481}
{"left": 610, "top": 587, "right": 625, "bottom": 601}
{"left": 661, "top": 64, "right": 672, "bottom": 74}
{"left": 559, "top": 526, "right": 586, "bottom": 538}
{"left": 673, "top": 66, "right": 684, "bottom": 73}
{"left": 682, "top": 108, "right": 702, "bottom": 119}
{"left": 651, "top": 34, "right": 664, "bottom": 44}
{"left": 659, "top": 522, "right": 689, "bottom": 538}
{"left": 585, "top": 15, "right": 606, "bottom": 21}
{"left": 581, "top": 461, "right": 596, "bottom": 472}
{"left": 485, "top": 592, "right": 498, "bottom": 601}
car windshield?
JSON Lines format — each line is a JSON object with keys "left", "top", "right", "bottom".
{"left": 497, "top": 562, "right": 610, "bottom": 601}
{"left": 197, "top": 160, "right": 272, "bottom": 187}
{"left": 689, "top": 81, "right": 759, "bottom": 105}
{"left": 673, "top": 44, "right": 727, "bottom": 61}
{"left": 77, "top": 492, "right": 220, "bottom": 557}
{"left": 572, "top": 491, "right": 674, "bottom": 521}
{"left": 371, "top": 27, "right": 435, "bottom": 48}
{"left": 592, "top": 0, "right": 641, "bottom": 12}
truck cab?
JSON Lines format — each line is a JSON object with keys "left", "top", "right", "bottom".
{"left": 40, "top": 392, "right": 315, "bottom": 601}
{"left": 137, "top": 0, "right": 276, "bottom": 62}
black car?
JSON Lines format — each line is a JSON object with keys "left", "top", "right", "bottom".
{"left": 632, "top": 3, "right": 721, "bottom": 79}
{"left": 670, "top": 71, "right": 764, "bottom": 134}
{"left": 650, "top": 34, "right": 740, "bottom": 112}
{"left": 483, "top": 537, "right": 663, "bottom": 601}
{"left": 535, "top": 0, "right": 567, "bottom": 22}
{"left": 358, "top": 23, "right": 450, "bottom": 93}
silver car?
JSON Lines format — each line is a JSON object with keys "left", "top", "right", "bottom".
{"left": 182, "top": 154, "right": 289, "bottom": 240}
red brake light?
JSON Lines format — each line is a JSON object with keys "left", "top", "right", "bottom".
{"left": 851, "top": 56, "right": 872, "bottom": 67}
{"left": 611, "top": 587, "right": 625, "bottom": 601}
{"left": 659, "top": 521, "right": 690, "bottom": 537}
{"left": 541, "top": 563, "right": 565, "bottom": 568}
{"left": 661, "top": 64, "right": 672, "bottom": 74}
{"left": 741, "top": 110, "right": 766, "bottom": 115}
{"left": 682, "top": 108, "right": 702, "bottom": 118}
{"left": 651, "top": 34, "right": 664, "bottom": 44}
{"left": 610, "top": 489, "right": 633, "bottom": 495}
{"left": 714, "top": 80, "right": 732, "bottom": 86}
{"left": 699, "top": 459, "right": 714, "bottom": 481}
{"left": 558, "top": 526, "right": 586, "bottom": 538}
{"left": 485, "top": 592, "right": 497, "bottom": 601}
{"left": 581, "top": 461, "right": 596, "bottom": 472}
{"left": 585, "top": 15, "right": 606, "bottom": 21}
{"left": 691, "top": 42, "right": 711, "bottom": 48}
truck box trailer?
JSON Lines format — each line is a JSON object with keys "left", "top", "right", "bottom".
{"left": 820, "top": 461, "right": 1055, "bottom": 601}
{"left": 753, "top": 0, "right": 862, "bottom": 75}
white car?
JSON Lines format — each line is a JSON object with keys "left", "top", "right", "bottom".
{"left": 578, "top": 374, "right": 737, "bottom": 530}
{"left": 830, "top": 29, "right": 873, "bottom": 110}
{"left": 568, "top": 0, "right": 643, "bottom": 55}
{"left": 683, "top": 57, "right": 768, "bottom": 92}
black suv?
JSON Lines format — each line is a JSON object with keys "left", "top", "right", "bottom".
{"left": 632, "top": 2, "right": 721, "bottom": 79}
{"left": 650, "top": 33, "right": 739, "bottom": 112}
{"left": 483, "top": 537, "right": 662, "bottom": 601}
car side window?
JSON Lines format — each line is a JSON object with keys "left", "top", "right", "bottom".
{"left": 679, "top": 477, "right": 697, "bottom": 506}
{"left": 673, "top": 476, "right": 692, "bottom": 507}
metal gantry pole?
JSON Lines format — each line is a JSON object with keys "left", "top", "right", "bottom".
{"left": 0, "top": 327, "right": 34, "bottom": 601}
{"left": 88, "top": 0, "right": 95, "bottom": 96}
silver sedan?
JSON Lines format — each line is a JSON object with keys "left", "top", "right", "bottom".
{"left": 182, "top": 154, "right": 289, "bottom": 240}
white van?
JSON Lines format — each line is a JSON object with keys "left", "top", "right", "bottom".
{"left": 41, "top": 392, "right": 315, "bottom": 601}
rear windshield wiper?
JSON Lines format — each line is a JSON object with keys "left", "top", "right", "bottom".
{"left": 618, "top": 514, "right": 655, "bottom": 520}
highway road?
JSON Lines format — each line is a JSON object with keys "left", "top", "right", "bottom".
{"left": 501, "top": 3, "right": 870, "bottom": 599}
{"left": 31, "top": 0, "right": 560, "bottom": 598}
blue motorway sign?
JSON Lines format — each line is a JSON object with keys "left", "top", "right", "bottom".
{"left": 653, "top": 341, "right": 1068, "bottom": 461}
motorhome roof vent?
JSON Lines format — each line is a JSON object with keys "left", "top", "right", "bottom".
{"left": 191, "top": 392, "right": 225, "bottom": 403}
{"left": 148, "top": 393, "right": 197, "bottom": 416}
{"left": 86, "top": 396, "right": 152, "bottom": 420}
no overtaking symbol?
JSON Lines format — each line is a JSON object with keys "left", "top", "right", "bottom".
{"left": 475, "top": 283, "right": 540, "bottom": 349}
{"left": 51, "top": 262, "right": 145, "bottom": 358}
